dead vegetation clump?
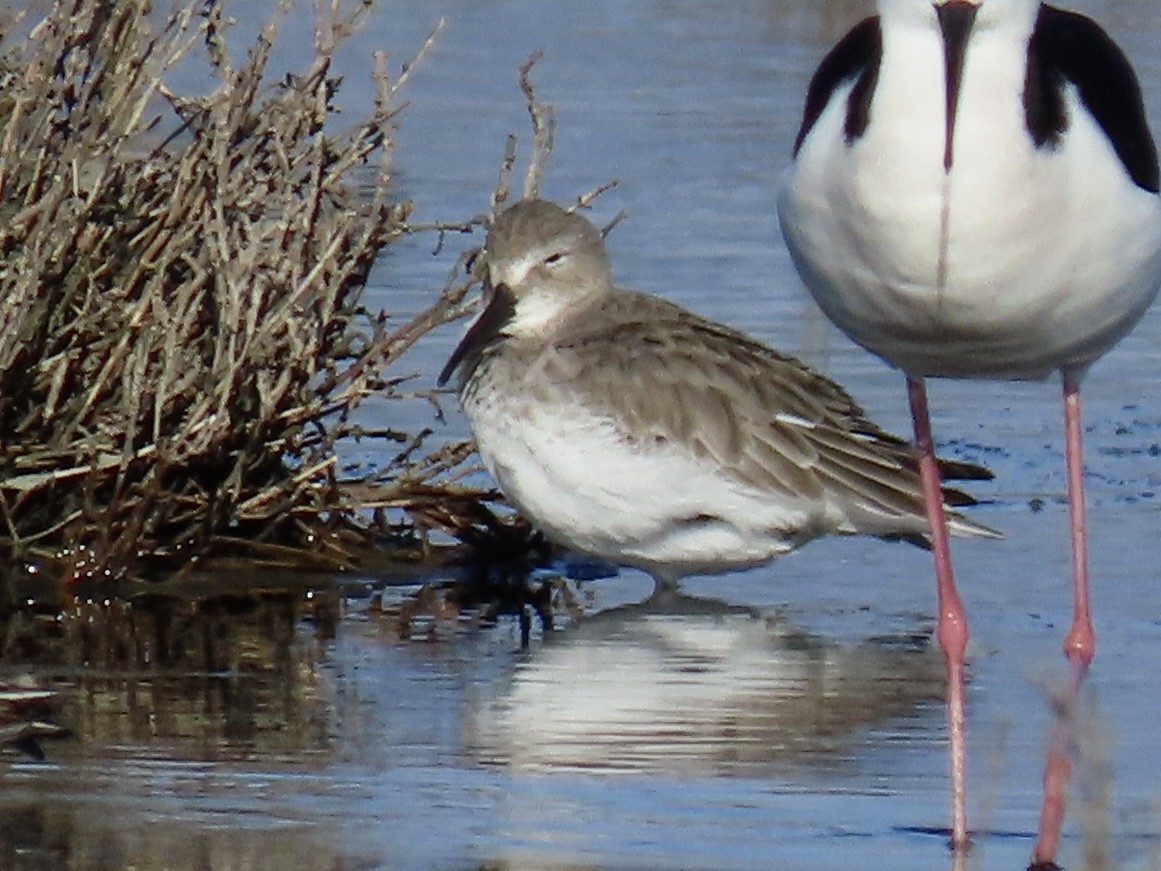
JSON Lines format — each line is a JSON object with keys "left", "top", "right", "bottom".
{"left": 0, "top": 0, "right": 512, "bottom": 582}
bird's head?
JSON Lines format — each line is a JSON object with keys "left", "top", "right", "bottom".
{"left": 438, "top": 199, "right": 613, "bottom": 387}
{"left": 483, "top": 199, "right": 613, "bottom": 335}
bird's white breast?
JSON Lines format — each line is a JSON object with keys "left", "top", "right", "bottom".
{"left": 779, "top": 17, "right": 1161, "bottom": 379}
{"left": 461, "top": 367, "right": 815, "bottom": 579}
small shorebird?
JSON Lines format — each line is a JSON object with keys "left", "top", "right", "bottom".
{"left": 440, "top": 199, "right": 996, "bottom": 592}
{"left": 779, "top": 0, "right": 1161, "bottom": 861}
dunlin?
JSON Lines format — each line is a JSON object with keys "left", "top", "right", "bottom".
{"left": 441, "top": 199, "right": 996, "bottom": 592}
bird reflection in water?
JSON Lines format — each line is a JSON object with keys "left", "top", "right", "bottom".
{"left": 466, "top": 590, "right": 945, "bottom": 776}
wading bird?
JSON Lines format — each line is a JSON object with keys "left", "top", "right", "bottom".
{"left": 779, "top": 1, "right": 1161, "bottom": 862}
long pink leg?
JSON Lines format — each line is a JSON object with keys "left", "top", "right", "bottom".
{"left": 1030, "top": 371, "right": 1096, "bottom": 869}
{"left": 1060, "top": 370, "right": 1096, "bottom": 673}
{"left": 907, "top": 375, "right": 970, "bottom": 853}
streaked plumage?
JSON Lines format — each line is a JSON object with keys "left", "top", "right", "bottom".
{"left": 440, "top": 199, "right": 996, "bottom": 588}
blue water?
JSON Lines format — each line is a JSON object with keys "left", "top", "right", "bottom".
{"left": 5, "top": 1, "right": 1161, "bottom": 870}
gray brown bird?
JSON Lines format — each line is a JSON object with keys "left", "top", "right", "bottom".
{"left": 440, "top": 199, "right": 997, "bottom": 590}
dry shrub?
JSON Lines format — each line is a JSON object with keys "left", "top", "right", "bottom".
{"left": 0, "top": 0, "right": 498, "bottom": 582}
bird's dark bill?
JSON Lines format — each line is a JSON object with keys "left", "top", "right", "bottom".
{"left": 438, "top": 282, "right": 518, "bottom": 387}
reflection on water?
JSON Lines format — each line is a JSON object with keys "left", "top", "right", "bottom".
{"left": 0, "top": 586, "right": 346, "bottom": 870}
{"left": 0, "top": 583, "right": 953, "bottom": 870}
{"left": 1, "top": 588, "right": 339, "bottom": 760}
{"left": 1, "top": 0, "right": 1160, "bottom": 867}
{"left": 468, "top": 594, "right": 944, "bottom": 775}
{"left": 0, "top": 804, "right": 339, "bottom": 871}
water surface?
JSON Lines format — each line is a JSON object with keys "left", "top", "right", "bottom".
{"left": 6, "top": 2, "right": 1161, "bottom": 869}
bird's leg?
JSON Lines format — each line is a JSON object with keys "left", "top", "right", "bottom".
{"left": 1029, "top": 371, "right": 1096, "bottom": 869}
{"left": 1030, "top": 686, "right": 1074, "bottom": 870}
{"left": 1061, "top": 370, "right": 1095, "bottom": 674}
{"left": 907, "top": 375, "right": 970, "bottom": 853}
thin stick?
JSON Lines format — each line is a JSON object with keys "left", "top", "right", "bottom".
{"left": 519, "top": 50, "right": 555, "bottom": 200}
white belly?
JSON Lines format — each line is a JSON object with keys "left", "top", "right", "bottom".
{"left": 779, "top": 29, "right": 1161, "bottom": 380}
{"left": 462, "top": 385, "right": 812, "bottom": 580}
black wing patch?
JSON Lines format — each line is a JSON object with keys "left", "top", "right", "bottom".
{"left": 1025, "top": 4, "right": 1159, "bottom": 193}
{"left": 792, "top": 16, "right": 882, "bottom": 156}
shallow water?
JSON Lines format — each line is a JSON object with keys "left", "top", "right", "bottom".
{"left": 6, "top": 1, "right": 1161, "bottom": 869}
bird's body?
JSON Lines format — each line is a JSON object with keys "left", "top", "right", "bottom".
{"left": 779, "top": 0, "right": 1161, "bottom": 862}
{"left": 441, "top": 200, "right": 995, "bottom": 588}
{"left": 780, "top": 2, "right": 1161, "bottom": 380}
{"left": 457, "top": 286, "right": 991, "bottom": 582}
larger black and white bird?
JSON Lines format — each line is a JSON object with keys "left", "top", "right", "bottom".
{"left": 779, "top": 0, "right": 1161, "bottom": 863}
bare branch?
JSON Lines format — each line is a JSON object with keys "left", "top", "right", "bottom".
{"left": 600, "top": 210, "right": 629, "bottom": 238}
{"left": 519, "top": 50, "right": 555, "bottom": 201}
{"left": 493, "top": 134, "right": 518, "bottom": 210}
{"left": 575, "top": 178, "right": 620, "bottom": 211}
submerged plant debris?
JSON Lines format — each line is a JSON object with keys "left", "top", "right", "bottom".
{"left": 0, "top": 0, "right": 544, "bottom": 585}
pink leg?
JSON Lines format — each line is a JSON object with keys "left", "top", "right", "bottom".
{"left": 907, "top": 375, "right": 970, "bottom": 853}
{"left": 1030, "top": 679, "right": 1079, "bottom": 871}
{"left": 1030, "top": 372, "right": 1096, "bottom": 868}
{"left": 1060, "top": 371, "right": 1095, "bottom": 673}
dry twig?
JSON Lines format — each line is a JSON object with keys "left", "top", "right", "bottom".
{"left": 0, "top": 0, "right": 478, "bottom": 581}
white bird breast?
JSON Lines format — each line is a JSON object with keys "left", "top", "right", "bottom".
{"left": 462, "top": 385, "right": 811, "bottom": 574}
{"left": 779, "top": 18, "right": 1161, "bottom": 380}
